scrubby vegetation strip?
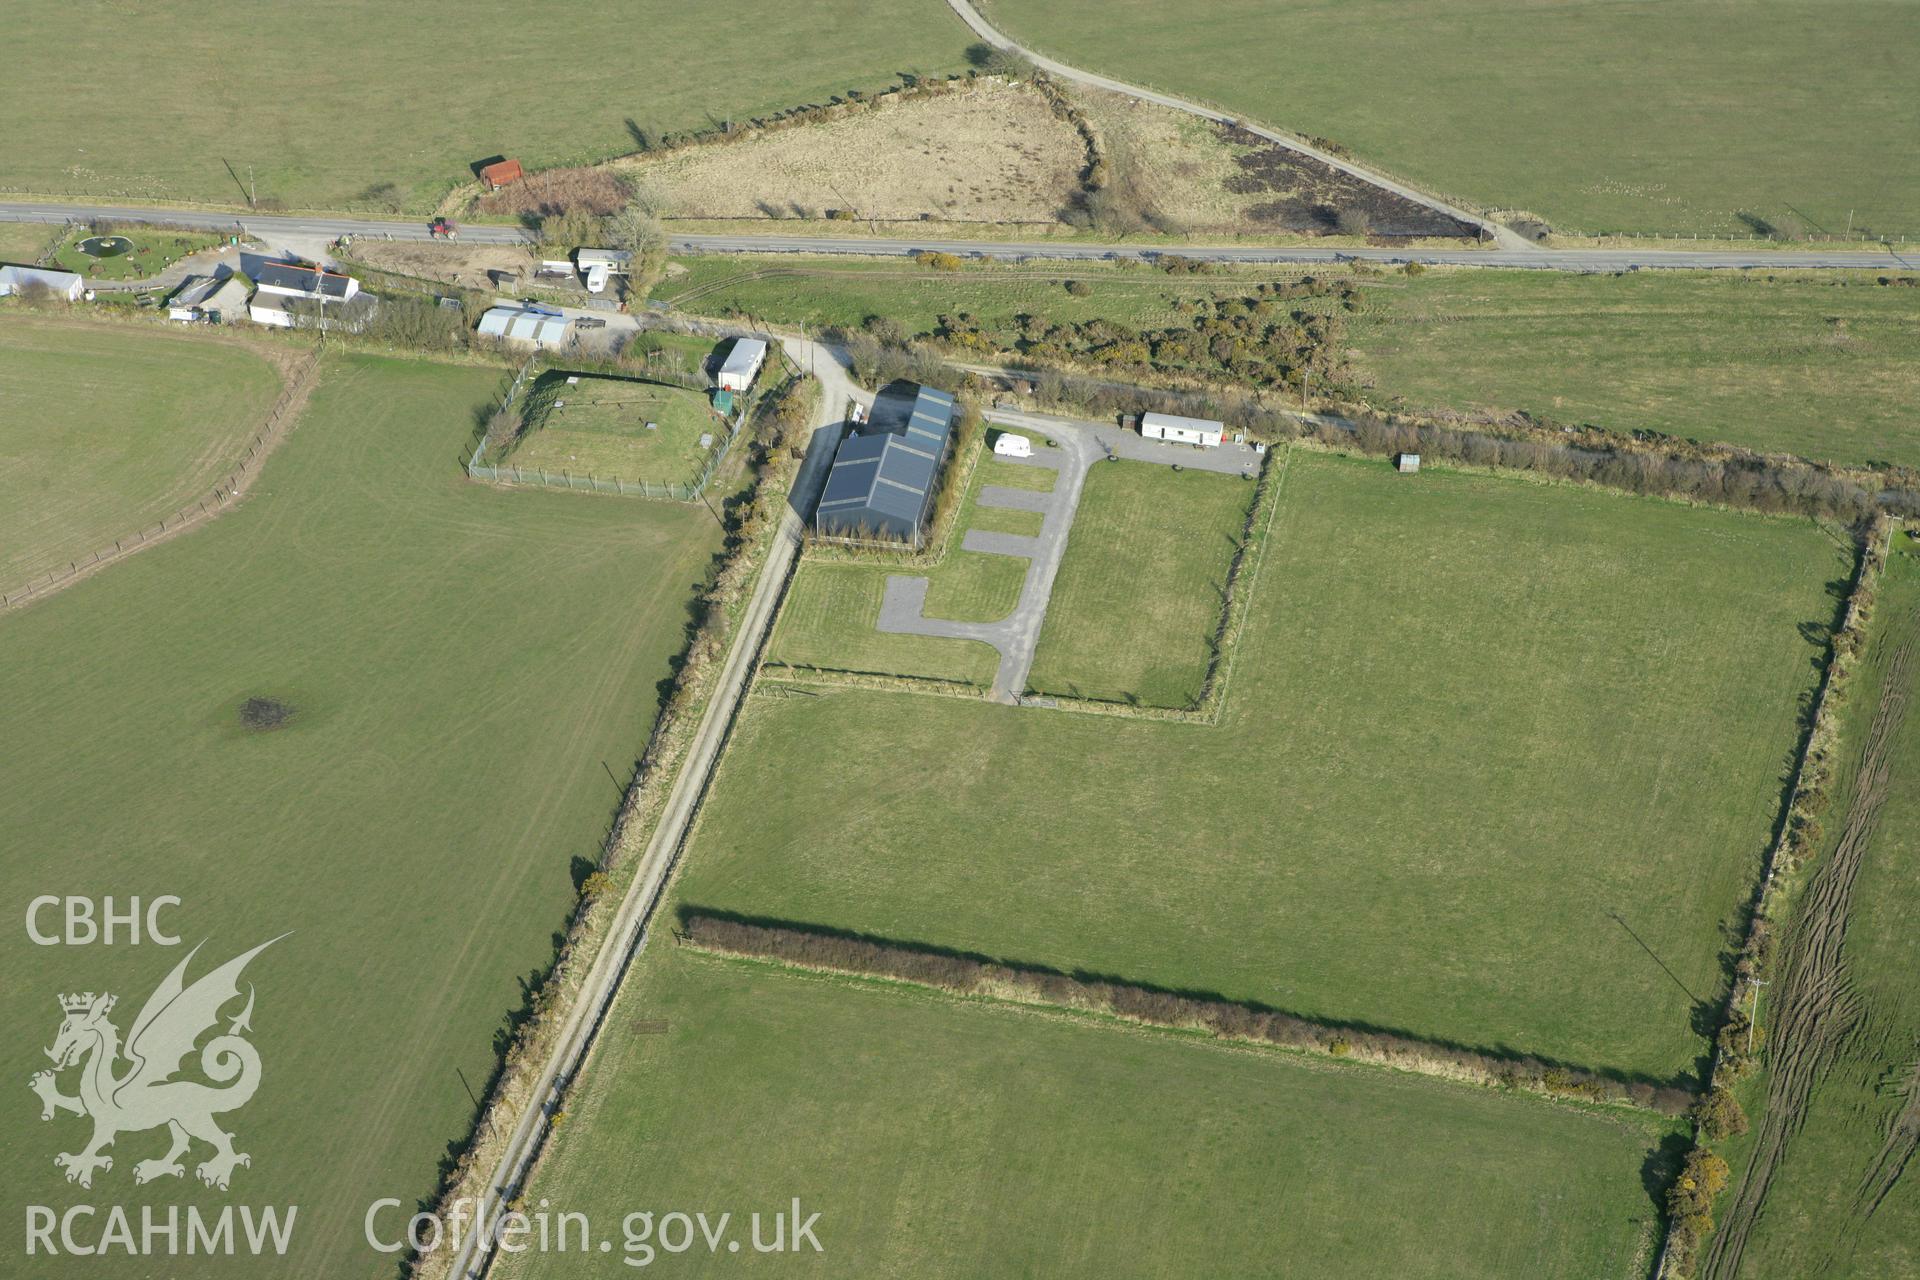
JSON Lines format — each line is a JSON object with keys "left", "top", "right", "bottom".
{"left": 411, "top": 372, "right": 817, "bottom": 1280}
{"left": 679, "top": 912, "right": 1696, "bottom": 1114}
{"left": 1666, "top": 518, "right": 1901, "bottom": 1279}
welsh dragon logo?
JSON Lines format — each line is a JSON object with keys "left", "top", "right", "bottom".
{"left": 30, "top": 937, "right": 283, "bottom": 1191}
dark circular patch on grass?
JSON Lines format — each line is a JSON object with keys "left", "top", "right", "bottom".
{"left": 77, "top": 235, "right": 134, "bottom": 258}
{"left": 239, "top": 697, "right": 296, "bottom": 731}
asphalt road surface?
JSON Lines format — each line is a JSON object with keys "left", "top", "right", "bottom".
{"left": 1, "top": 201, "right": 1909, "bottom": 273}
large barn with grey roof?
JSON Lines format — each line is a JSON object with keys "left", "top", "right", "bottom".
{"left": 814, "top": 383, "right": 957, "bottom": 546}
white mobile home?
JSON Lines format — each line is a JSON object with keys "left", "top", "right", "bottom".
{"left": 574, "top": 248, "right": 633, "bottom": 295}
{"left": 716, "top": 338, "right": 768, "bottom": 392}
{"left": 992, "top": 432, "right": 1033, "bottom": 459}
{"left": 1140, "top": 411, "right": 1224, "bottom": 448}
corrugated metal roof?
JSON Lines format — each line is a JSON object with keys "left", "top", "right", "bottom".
{"left": 478, "top": 305, "right": 572, "bottom": 346}
{"left": 815, "top": 382, "right": 957, "bottom": 540}
{"left": 0, "top": 264, "right": 82, "bottom": 294}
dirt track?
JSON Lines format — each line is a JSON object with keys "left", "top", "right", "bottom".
{"left": 1705, "top": 607, "right": 1918, "bottom": 1278}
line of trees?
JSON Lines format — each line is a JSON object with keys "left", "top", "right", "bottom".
{"left": 680, "top": 912, "right": 1696, "bottom": 1112}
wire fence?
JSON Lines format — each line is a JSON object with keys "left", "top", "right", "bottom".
{"left": 464, "top": 351, "right": 756, "bottom": 503}
{"left": 3, "top": 346, "right": 322, "bottom": 609}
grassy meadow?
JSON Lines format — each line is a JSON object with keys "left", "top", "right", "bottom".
{"left": 49, "top": 226, "right": 231, "bottom": 281}
{"left": 0, "top": 354, "right": 725, "bottom": 1278}
{"left": 0, "top": 221, "right": 59, "bottom": 262}
{"left": 980, "top": 0, "right": 1920, "bottom": 238}
{"left": 1709, "top": 533, "right": 1920, "bottom": 1278}
{"left": 510, "top": 372, "right": 723, "bottom": 486}
{"left": 0, "top": 1, "right": 972, "bottom": 210}
{"left": 1026, "top": 458, "right": 1256, "bottom": 707}
{"left": 0, "top": 317, "right": 283, "bottom": 589}
{"left": 684, "top": 451, "right": 1844, "bottom": 1081}
{"left": 671, "top": 256, "right": 1920, "bottom": 470}
{"left": 500, "top": 946, "right": 1672, "bottom": 1279}
{"left": 1351, "top": 271, "right": 1920, "bottom": 468}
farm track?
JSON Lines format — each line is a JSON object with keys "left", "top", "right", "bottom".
{"left": 1704, "top": 607, "right": 1920, "bottom": 1279}
{"left": 1856, "top": 1053, "right": 1920, "bottom": 1220}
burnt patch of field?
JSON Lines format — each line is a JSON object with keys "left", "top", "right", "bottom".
{"left": 1220, "top": 124, "right": 1478, "bottom": 239}
{"left": 239, "top": 696, "right": 297, "bottom": 731}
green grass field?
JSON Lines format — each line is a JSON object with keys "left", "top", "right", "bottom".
{"left": 663, "top": 254, "right": 1249, "bottom": 333}
{"left": 767, "top": 564, "right": 1002, "bottom": 687}
{"left": 684, "top": 452, "right": 1843, "bottom": 1081}
{"left": 0, "top": 221, "right": 58, "bottom": 262}
{"left": 1710, "top": 532, "right": 1920, "bottom": 1278}
{"left": 500, "top": 946, "right": 1671, "bottom": 1279}
{"left": 1352, "top": 271, "right": 1920, "bottom": 468}
{"left": 981, "top": 0, "right": 1920, "bottom": 238}
{"left": 510, "top": 371, "right": 723, "bottom": 487}
{"left": 0, "top": 317, "right": 283, "bottom": 589}
{"left": 0, "top": 354, "right": 726, "bottom": 1278}
{"left": 1027, "top": 459, "right": 1256, "bottom": 707}
{"left": 768, "top": 444, "right": 1033, "bottom": 688}
{"left": 672, "top": 256, "right": 1920, "bottom": 470}
{"left": 0, "top": 2, "right": 971, "bottom": 211}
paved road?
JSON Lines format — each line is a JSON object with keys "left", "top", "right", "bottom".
{"left": 447, "top": 334, "right": 852, "bottom": 1280}
{"left": 3, "top": 200, "right": 1908, "bottom": 273}
{"left": 939, "top": 0, "right": 1524, "bottom": 249}
{"left": 668, "top": 231, "right": 1913, "bottom": 272}
{"left": 988, "top": 406, "right": 1266, "bottom": 476}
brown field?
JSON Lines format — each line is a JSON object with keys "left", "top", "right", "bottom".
{"left": 348, "top": 241, "right": 539, "bottom": 290}
{"left": 1072, "top": 87, "right": 1474, "bottom": 239}
{"left": 622, "top": 81, "right": 1088, "bottom": 225}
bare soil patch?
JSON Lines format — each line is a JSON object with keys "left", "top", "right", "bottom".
{"left": 1071, "top": 87, "right": 1475, "bottom": 239}
{"left": 621, "top": 81, "right": 1087, "bottom": 225}
{"left": 348, "top": 242, "right": 537, "bottom": 291}
{"left": 474, "top": 166, "right": 630, "bottom": 220}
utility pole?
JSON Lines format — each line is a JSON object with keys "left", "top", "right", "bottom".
{"left": 248, "top": 165, "right": 255, "bottom": 209}
{"left": 1747, "top": 979, "right": 1770, "bottom": 1056}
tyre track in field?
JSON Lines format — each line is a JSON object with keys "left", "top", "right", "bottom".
{"left": 1856, "top": 1052, "right": 1920, "bottom": 1220}
{"left": 1705, "top": 608, "right": 1919, "bottom": 1279}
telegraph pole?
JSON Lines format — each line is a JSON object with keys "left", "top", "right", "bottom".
{"left": 1747, "top": 979, "right": 1770, "bottom": 1056}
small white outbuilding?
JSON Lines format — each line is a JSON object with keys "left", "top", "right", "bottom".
{"left": 1396, "top": 453, "right": 1421, "bottom": 473}
{"left": 1140, "top": 411, "right": 1224, "bottom": 448}
{"left": 992, "top": 433, "right": 1033, "bottom": 459}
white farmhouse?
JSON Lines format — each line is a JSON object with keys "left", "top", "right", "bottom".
{"left": 1140, "top": 412, "right": 1224, "bottom": 448}
{"left": 716, "top": 337, "right": 768, "bottom": 392}
{"left": 249, "top": 261, "right": 361, "bottom": 328}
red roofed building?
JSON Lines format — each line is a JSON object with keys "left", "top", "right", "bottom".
{"left": 479, "top": 159, "right": 524, "bottom": 191}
